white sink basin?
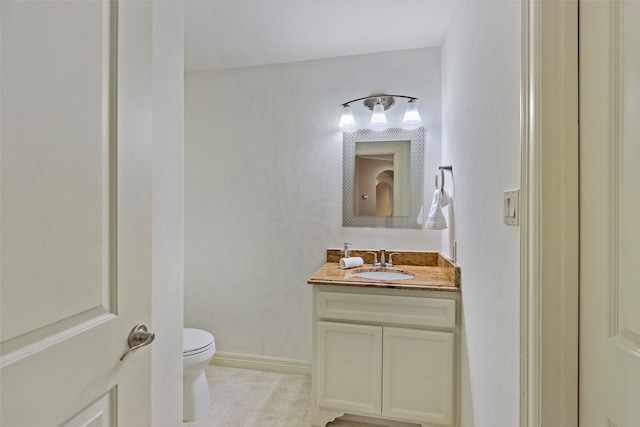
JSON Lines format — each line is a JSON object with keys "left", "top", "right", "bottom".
{"left": 352, "top": 269, "right": 414, "bottom": 281}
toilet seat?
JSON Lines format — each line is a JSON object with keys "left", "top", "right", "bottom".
{"left": 183, "top": 328, "right": 215, "bottom": 357}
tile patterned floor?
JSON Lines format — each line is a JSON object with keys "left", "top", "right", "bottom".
{"left": 182, "top": 365, "right": 399, "bottom": 427}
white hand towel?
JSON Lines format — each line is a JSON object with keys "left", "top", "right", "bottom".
{"left": 416, "top": 206, "right": 424, "bottom": 226}
{"left": 440, "top": 189, "right": 451, "bottom": 207}
{"left": 340, "top": 257, "right": 364, "bottom": 269}
{"left": 426, "top": 189, "right": 448, "bottom": 230}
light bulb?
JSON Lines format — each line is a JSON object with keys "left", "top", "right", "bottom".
{"left": 369, "top": 102, "right": 388, "bottom": 129}
{"left": 339, "top": 105, "right": 357, "bottom": 129}
{"left": 402, "top": 99, "right": 422, "bottom": 126}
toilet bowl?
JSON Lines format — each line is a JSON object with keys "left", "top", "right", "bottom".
{"left": 183, "top": 328, "right": 216, "bottom": 422}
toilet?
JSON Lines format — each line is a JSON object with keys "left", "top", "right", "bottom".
{"left": 183, "top": 328, "right": 216, "bottom": 422}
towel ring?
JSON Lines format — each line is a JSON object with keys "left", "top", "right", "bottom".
{"left": 434, "top": 171, "right": 446, "bottom": 193}
{"left": 437, "top": 165, "right": 453, "bottom": 194}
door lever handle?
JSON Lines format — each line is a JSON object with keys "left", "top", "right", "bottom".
{"left": 120, "top": 324, "right": 155, "bottom": 361}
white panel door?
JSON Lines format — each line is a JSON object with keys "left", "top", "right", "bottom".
{"left": 580, "top": 1, "right": 640, "bottom": 426}
{"left": 382, "top": 327, "right": 453, "bottom": 425}
{"left": 318, "top": 321, "right": 382, "bottom": 416}
{"left": 1, "top": 1, "right": 153, "bottom": 426}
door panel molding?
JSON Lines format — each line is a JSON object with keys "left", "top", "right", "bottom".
{"left": 106, "top": 0, "right": 119, "bottom": 318}
{"left": 0, "top": 311, "right": 114, "bottom": 367}
{"left": 61, "top": 389, "right": 116, "bottom": 427}
{"left": 579, "top": 0, "right": 640, "bottom": 424}
{"left": 611, "top": 0, "right": 640, "bottom": 356}
{"left": 0, "top": 0, "right": 118, "bottom": 347}
{"left": 607, "top": 0, "right": 621, "bottom": 339}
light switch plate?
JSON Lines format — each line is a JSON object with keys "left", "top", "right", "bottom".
{"left": 504, "top": 189, "right": 519, "bottom": 226}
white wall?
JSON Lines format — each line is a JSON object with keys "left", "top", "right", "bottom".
{"left": 441, "top": 2, "right": 521, "bottom": 426}
{"left": 151, "top": 2, "right": 184, "bottom": 426}
{"left": 185, "top": 48, "right": 442, "bottom": 361}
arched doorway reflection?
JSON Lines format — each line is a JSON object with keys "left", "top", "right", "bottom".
{"left": 375, "top": 170, "right": 394, "bottom": 216}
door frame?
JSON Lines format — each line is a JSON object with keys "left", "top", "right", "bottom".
{"left": 520, "top": 0, "right": 580, "bottom": 426}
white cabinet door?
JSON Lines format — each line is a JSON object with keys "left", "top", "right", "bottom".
{"left": 382, "top": 327, "right": 454, "bottom": 425}
{"left": 318, "top": 321, "right": 382, "bottom": 416}
{"left": 1, "top": 1, "right": 153, "bottom": 425}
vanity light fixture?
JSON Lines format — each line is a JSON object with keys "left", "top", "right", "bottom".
{"left": 338, "top": 105, "right": 357, "bottom": 129}
{"left": 402, "top": 98, "right": 422, "bottom": 125}
{"left": 369, "top": 101, "right": 388, "bottom": 129}
{"left": 339, "top": 94, "right": 422, "bottom": 130}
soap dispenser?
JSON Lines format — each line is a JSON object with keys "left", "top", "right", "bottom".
{"left": 341, "top": 242, "right": 352, "bottom": 259}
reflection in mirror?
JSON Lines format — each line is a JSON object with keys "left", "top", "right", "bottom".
{"left": 343, "top": 128, "right": 424, "bottom": 229}
{"left": 354, "top": 140, "right": 409, "bottom": 217}
{"left": 375, "top": 169, "right": 393, "bottom": 216}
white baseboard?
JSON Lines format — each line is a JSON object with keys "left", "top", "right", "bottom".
{"left": 341, "top": 414, "right": 419, "bottom": 427}
{"left": 210, "top": 351, "right": 311, "bottom": 376}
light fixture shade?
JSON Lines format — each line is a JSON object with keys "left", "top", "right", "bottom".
{"left": 339, "top": 105, "right": 357, "bottom": 129}
{"left": 402, "top": 99, "right": 422, "bottom": 125}
{"left": 369, "top": 102, "right": 388, "bottom": 129}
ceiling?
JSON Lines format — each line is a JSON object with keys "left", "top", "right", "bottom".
{"left": 184, "top": 0, "right": 459, "bottom": 72}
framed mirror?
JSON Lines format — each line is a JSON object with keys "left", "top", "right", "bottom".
{"left": 343, "top": 127, "right": 425, "bottom": 229}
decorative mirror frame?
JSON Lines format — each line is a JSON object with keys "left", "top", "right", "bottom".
{"left": 343, "top": 127, "right": 425, "bottom": 229}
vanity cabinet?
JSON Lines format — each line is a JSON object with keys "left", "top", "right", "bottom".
{"left": 312, "top": 286, "right": 459, "bottom": 427}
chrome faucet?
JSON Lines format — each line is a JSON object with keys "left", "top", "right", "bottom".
{"left": 386, "top": 252, "right": 400, "bottom": 267}
{"left": 367, "top": 249, "right": 401, "bottom": 267}
{"left": 366, "top": 251, "right": 381, "bottom": 266}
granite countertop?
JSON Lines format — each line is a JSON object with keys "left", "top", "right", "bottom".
{"left": 307, "top": 250, "right": 461, "bottom": 292}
